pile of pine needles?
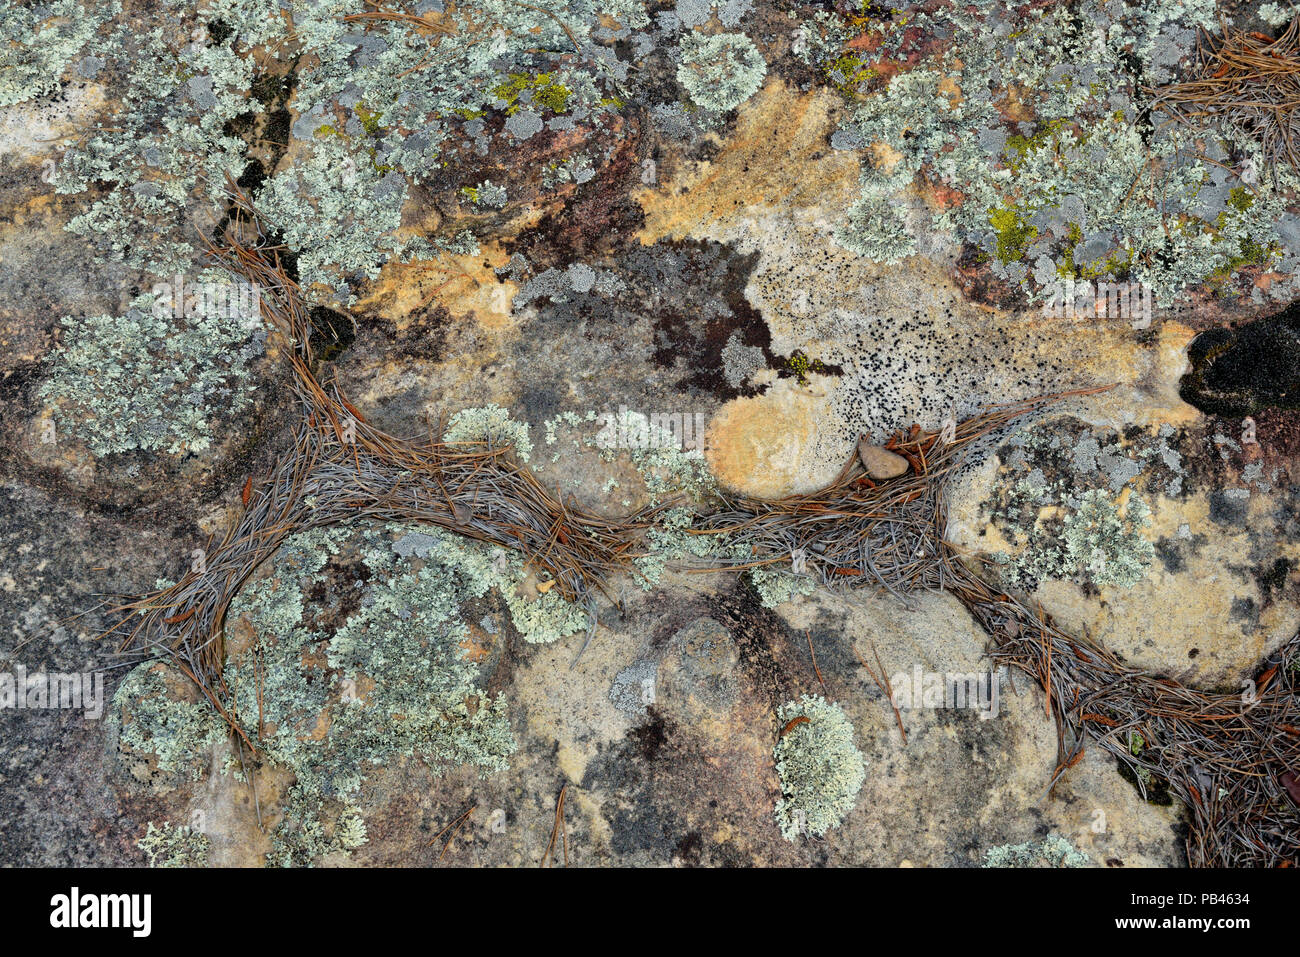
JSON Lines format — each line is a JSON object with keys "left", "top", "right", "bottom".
{"left": 1152, "top": 16, "right": 1300, "bottom": 173}
{"left": 953, "top": 566, "right": 1300, "bottom": 867}
{"left": 100, "top": 186, "right": 1297, "bottom": 866}
{"left": 686, "top": 389, "right": 1109, "bottom": 605}
{"left": 692, "top": 393, "right": 1299, "bottom": 866}
{"left": 104, "top": 185, "right": 657, "bottom": 701}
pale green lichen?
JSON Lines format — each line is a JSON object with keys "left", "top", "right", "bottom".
{"left": 220, "top": 523, "right": 520, "bottom": 866}
{"left": 443, "top": 404, "right": 534, "bottom": 462}
{"left": 111, "top": 665, "right": 226, "bottom": 788}
{"left": 34, "top": 0, "right": 647, "bottom": 296}
{"left": 992, "top": 422, "right": 1170, "bottom": 590}
{"left": 982, "top": 833, "right": 1093, "bottom": 868}
{"left": 390, "top": 526, "right": 589, "bottom": 645}
{"left": 137, "top": 821, "right": 210, "bottom": 868}
{"left": 773, "top": 694, "right": 866, "bottom": 841}
{"left": 834, "top": 195, "right": 916, "bottom": 263}
{"left": 1062, "top": 490, "right": 1155, "bottom": 588}
{"left": 996, "top": 489, "right": 1154, "bottom": 590}
{"left": 0, "top": 1, "right": 118, "bottom": 107}
{"left": 38, "top": 282, "right": 264, "bottom": 456}
{"left": 50, "top": 10, "right": 261, "bottom": 274}
{"left": 809, "top": 1, "right": 1300, "bottom": 304}
{"left": 461, "top": 179, "right": 508, "bottom": 208}
{"left": 750, "top": 565, "right": 818, "bottom": 609}
{"left": 676, "top": 31, "right": 766, "bottom": 114}
{"left": 256, "top": 131, "right": 448, "bottom": 302}
{"left": 584, "top": 408, "right": 741, "bottom": 588}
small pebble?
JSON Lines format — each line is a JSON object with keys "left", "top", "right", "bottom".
{"left": 858, "top": 440, "right": 909, "bottom": 479}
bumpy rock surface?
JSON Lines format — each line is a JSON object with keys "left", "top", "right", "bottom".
{"left": 2, "top": 0, "right": 1298, "bottom": 867}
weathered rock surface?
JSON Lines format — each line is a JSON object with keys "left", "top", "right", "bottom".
{"left": 0, "top": 0, "right": 1296, "bottom": 868}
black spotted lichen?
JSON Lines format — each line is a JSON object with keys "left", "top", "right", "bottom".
{"left": 773, "top": 695, "right": 867, "bottom": 841}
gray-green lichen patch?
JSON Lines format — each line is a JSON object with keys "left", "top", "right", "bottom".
{"left": 773, "top": 694, "right": 866, "bottom": 841}
{"left": 676, "top": 31, "right": 766, "bottom": 114}
{"left": 389, "top": 526, "right": 590, "bottom": 645}
{"left": 803, "top": 1, "right": 1300, "bottom": 305}
{"left": 0, "top": 1, "right": 119, "bottom": 107}
{"left": 982, "top": 832, "right": 1094, "bottom": 868}
{"left": 444, "top": 404, "right": 534, "bottom": 462}
{"left": 581, "top": 408, "right": 748, "bottom": 588}
{"left": 219, "top": 523, "right": 522, "bottom": 865}
{"left": 750, "top": 565, "right": 818, "bottom": 609}
{"left": 47, "top": 6, "right": 265, "bottom": 274}
{"left": 14, "top": 0, "right": 651, "bottom": 296}
{"left": 110, "top": 662, "right": 227, "bottom": 792}
{"left": 988, "top": 419, "right": 1176, "bottom": 590}
{"left": 137, "top": 820, "right": 210, "bottom": 868}
{"left": 37, "top": 282, "right": 265, "bottom": 456}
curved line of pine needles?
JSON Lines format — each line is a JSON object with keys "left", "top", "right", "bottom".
{"left": 98, "top": 181, "right": 1297, "bottom": 866}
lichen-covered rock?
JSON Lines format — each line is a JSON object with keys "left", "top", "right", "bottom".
{"left": 2, "top": 0, "right": 1296, "bottom": 871}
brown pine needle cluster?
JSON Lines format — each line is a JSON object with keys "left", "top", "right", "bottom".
{"left": 1153, "top": 17, "right": 1300, "bottom": 171}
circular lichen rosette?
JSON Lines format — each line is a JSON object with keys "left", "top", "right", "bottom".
{"left": 676, "top": 31, "right": 767, "bottom": 114}
{"left": 773, "top": 694, "right": 867, "bottom": 841}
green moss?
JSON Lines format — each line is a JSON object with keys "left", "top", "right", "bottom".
{"left": 493, "top": 72, "right": 572, "bottom": 115}
{"left": 989, "top": 205, "right": 1038, "bottom": 265}
{"left": 773, "top": 695, "right": 866, "bottom": 841}
{"left": 826, "top": 52, "right": 875, "bottom": 95}
{"left": 1227, "top": 186, "right": 1255, "bottom": 213}
{"left": 137, "top": 821, "right": 210, "bottom": 868}
{"left": 1001, "top": 119, "right": 1071, "bottom": 172}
